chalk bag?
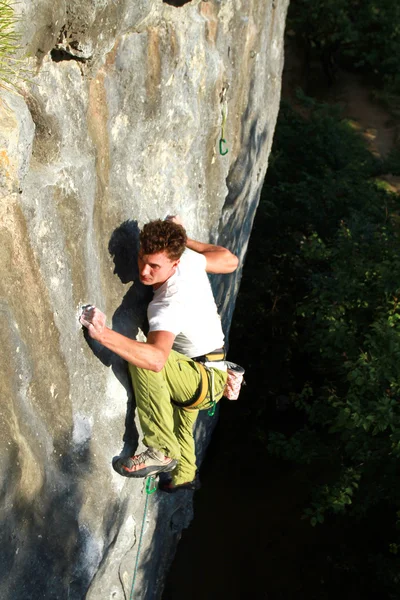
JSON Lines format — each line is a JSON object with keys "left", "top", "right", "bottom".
{"left": 224, "top": 362, "right": 245, "bottom": 400}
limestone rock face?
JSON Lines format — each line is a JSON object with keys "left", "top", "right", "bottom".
{"left": 0, "top": 1, "right": 288, "bottom": 598}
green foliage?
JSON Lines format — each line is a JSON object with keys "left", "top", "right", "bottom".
{"left": 289, "top": 0, "right": 400, "bottom": 87}
{"left": 347, "top": 0, "right": 400, "bottom": 80}
{"left": 302, "top": 468, "right": 361, "bottom": 523}
{"left": 289, "top": 0, "right": 355, "bottom": 53}
{"left": 382, "top": 144, "right": 400, "bottom": 176}
{"left": 234, "top": 95, "right": 400, "bottom": 592}
{"left": 0, "top": 1, "right": 24, "bottom": 91}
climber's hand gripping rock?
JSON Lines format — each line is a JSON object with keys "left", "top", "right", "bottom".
{"left": 80, "top": 305, "right": 106, "bottom": 341}
{"left": 165, "top": 214, "right": 184, "bottom": 227}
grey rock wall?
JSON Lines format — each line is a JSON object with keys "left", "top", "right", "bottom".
{"left": 0, "top": 1, "right": 288, "bottom": 598}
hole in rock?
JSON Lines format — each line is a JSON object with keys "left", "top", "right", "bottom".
{"left": 163, "top": 0, "right": 192, "bottom": 6}
{"left": 50, "top": 48, "right": 87, "bottom": 63}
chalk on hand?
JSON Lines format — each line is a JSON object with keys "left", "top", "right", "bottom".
{"left": 81, "top": 304, "right": 94, "bottom": 315}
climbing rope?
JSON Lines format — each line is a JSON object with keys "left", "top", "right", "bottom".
{"left": 129, "top": 475, "right": 157, "bottom": 600}
{"left": 219, "top": 98, "right": 229, "bottom": 156}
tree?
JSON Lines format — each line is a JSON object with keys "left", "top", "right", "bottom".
{"left": 233, "top": 96, "right": 400, "bottom": 594}
{"left": 289, "top": 0, "right": 400, "bottom": 87}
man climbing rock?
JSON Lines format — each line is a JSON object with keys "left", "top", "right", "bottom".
{"left": 80, "top": 216, "right": 238, "bottom": 492}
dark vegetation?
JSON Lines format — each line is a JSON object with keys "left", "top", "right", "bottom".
{"left": 232, "top": 97, "right": 400, "bottom": 597}
{"left": 229, "top": 1, "right": 400, "bottom": 596}
{"left": 290, "top": 0, "right": 400, "bottom": 102}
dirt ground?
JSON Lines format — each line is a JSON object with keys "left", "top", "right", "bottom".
{"left": 283, "top": 43, "right": 400, "bottom": 193}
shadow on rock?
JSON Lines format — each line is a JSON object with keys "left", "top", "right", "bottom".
{"left": 215, "top": 82, "right": 269, "bottom": 340}
{"left": 0, "top": 434, "right": 123, "bottom": 599}
{"left": 82, "top": 219, "right": 152, "bottom": 457}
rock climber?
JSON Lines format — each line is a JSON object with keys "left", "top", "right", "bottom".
{"left": 80, "top": 216, "right": 238, "bottom": 492}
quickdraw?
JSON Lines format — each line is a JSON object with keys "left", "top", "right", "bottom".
{"left": 146, "top": 475, "right": 158, "bottom": 495}
{"left": 219, "top": 95, "right": 229, "bottom": 156}
{"left": 219, "top": 137, "right": 228, "bottom": 156}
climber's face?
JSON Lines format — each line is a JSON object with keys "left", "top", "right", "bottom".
{"left": 138, "top": 249, "right": 180, "bottom": 290}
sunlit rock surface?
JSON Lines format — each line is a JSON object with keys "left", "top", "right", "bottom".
{"left": 0, "top": 1, "right": 288, "bottom": 597}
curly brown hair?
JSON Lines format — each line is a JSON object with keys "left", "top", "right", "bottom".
{"left": 139, "top": 219, "right": 187, "bottom": 260}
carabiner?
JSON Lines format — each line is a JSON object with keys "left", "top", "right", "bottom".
{"left": 145, "top": 475, "right": 158, "bottom": 495}
{"left": 207, "top": 400, "right": 216, "bottom": 417}
{"left": 219, "top": 138, "right": 229, "bottom": 156}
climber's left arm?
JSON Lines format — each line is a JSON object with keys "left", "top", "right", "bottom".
{"left": 186, "top": 238, "right": 238, "bottom": 274}
{"left": 165, "top": 215, "right": 239, "bottom": 274}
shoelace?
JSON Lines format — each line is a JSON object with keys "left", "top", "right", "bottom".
{"left": 129, "top": 449, "right": 162, "bottom": 467}
{"left": 129, "top": 451, "right": 150, "bottom": 467}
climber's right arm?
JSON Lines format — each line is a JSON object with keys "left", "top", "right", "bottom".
{"left": 80, "top": 306, "right": 174, "bottom": 372}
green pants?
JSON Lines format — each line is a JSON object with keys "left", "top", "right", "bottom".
{"left": 129, "top": 350, "right": 228, "bottom": 485}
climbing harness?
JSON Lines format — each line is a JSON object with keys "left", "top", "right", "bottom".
{"left": 192, "top": 348, "right": 225, "bottom": 363}
{"left": 219, "top": 96, "right": 229, "bottom": 156}
{"left": 170, "top": 351, "right": 224, "bottom": 414}
{"left": 170, "top": 361, "right": 209, "bottom": 411}
{"left": 129, "top": 475, "right": 157, "bottom": 600}
{"left": 169, "top": 347, "right": 244, "bottom": 412}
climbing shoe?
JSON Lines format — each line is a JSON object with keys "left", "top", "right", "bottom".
{"left": 112, "top": 447, "right": 177, "bottom": 478}
{"left": 159, "top": 478, "right": 201, "bottom": 493}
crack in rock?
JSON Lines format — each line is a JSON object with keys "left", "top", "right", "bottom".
{"left": 50, "top": 47, "right": 88, "bottom": 63}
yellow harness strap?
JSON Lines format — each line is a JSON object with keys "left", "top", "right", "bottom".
{"left": 204, "top": 350, "right": 225, "bottom": 362}
{"left": 182, "top": 362, "right": 209, "bottom": 411}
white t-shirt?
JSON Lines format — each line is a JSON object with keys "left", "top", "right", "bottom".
{"left": 147, "top": 248, "right": 225, "bottom": 358}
